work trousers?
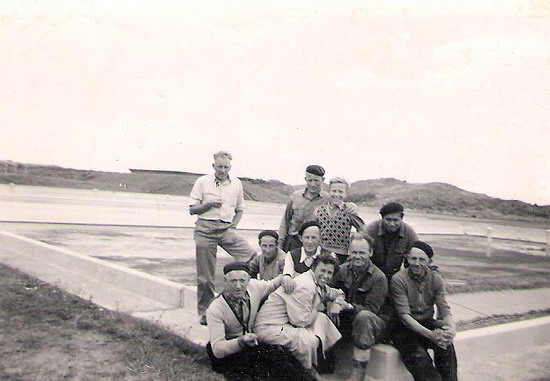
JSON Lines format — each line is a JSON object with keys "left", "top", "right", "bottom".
{"left": 391, "top": 319, "right": 458, "bottom": 381}
{"left": 194, "top": 218, "right": 255, "bottom": 315}
{"left": 340, "top": 310, "right": 388, "bottom": 349}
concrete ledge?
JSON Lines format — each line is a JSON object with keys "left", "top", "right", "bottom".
{"left": 0, "top": 230, "right": 196, "bottom": 310}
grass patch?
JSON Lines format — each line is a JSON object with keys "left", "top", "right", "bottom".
{"left": 0, "top": 263, "right": 221, "bottom": 381}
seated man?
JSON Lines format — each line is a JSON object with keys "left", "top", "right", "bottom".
{"left": 331, "top": 233, "right": 388, "bottom": 381}
{"left": 254, "top": 253, "right": 343, "bottom": 379}
{"left": 206, "top": 261, "right": 282, "bottom": 375}
{"left": 390, "top": 241, "right": 458, "bottom": 381}
{"left": 248, "top": 230, "right": 286, "bottom": 280}
{"left": 281, "top": 221, "right": 330, "bottom": 293}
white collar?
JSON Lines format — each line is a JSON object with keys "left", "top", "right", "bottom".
{"left": 300, "top": 246, "right": 321, "bottom": 263}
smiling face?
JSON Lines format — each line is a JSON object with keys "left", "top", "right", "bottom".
{"left": 312, "top": 262, "right": 335, "bottom": 287}
{"left": 259, "top": 235, "right": 278, "bottom": 261}
{"left": 349, "top": 239, "right": 371, "bottom": 270}
{"left": 407, "top": 247, "right": 431, "bottom": 277}
{"left": 300, "top": 225, "right": 321, "bottom": 255}
{"left": 382, "top": 212, "right": 403, "bottom": 233}
{"left": 223, "top": 270, "right": 250, "bottom": 300}
{"left": 329, "top": 182, "right": 347, "bottom": 206}
{"left": 212, "top": 156, "right": 232, "bottom": 181}
{"left": 304, "top": 172, "right": 324, "bottom": 195}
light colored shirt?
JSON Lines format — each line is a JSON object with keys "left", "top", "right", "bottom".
{"left": 206, "top": 278, "right": 279, "bottom": 359}
{"left": 189, "top": 174, "right": 244, "bottom": 223}
{"left": 255, "top": 270, "right": 324, "bottom": 328}
{"left": 282, "top": 246, "right": 322, "bottom": 277}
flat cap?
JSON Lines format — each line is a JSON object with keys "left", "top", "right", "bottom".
{"left": 380, "top": 201, "right": 404, "bottom": 217}
{"left": 411, "top": 241, "right": 434, "bottom": 258}
{"left": 223, "top": 261, "right": 250, "bottom": 275}
{"left": 306, "top": 165, "right": 325, "bottom": 177}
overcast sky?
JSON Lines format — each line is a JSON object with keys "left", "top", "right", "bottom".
{"left": 1, "top": 0, "right": 549, "bottom": 204}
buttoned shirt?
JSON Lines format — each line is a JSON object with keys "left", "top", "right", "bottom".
{"left": 282, "top": 246, "right": 323, "bottom": 277}
{"left": 390, "top": 268, "right": 452, "bottom": 322}
{"left": 189, "top": 174, "right": 244, "bottom": 223}
{"left": 331, "top": 260, "right": 388, "bottom": 315}
{"left": 364, "top": 219, "right": 418, "bottom": 278}
{"left": 278, "top": 188, "right": 330, "bottom": 247}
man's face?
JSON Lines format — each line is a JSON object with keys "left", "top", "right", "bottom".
{"left": 329, "top": 183, "right": 347, "bottom": 206}
{"left": 349, "top": 239, "right": 371, "bottom": 270}
{"left": 313, "top": 262, "right": 335, "bottom": 287}
{"left": 212, "top": 157, "right": 232, "bottom": 181}
{"left": 259, "top": 236, "right": 278, "bottom": 260}
{"left": 407, "top": 248, "right": 431, "bottom": 277}
{"left": 300, "top": 226, "right": 321, "bottom": 254}
{"left": 223, "top": 270, "right": 250, "bottom": 300}
{"left": 382, "top": 212, "right": 403, "bottom": 233}
{"left": 304, "top": 173, "right": 324, "bottom": 195}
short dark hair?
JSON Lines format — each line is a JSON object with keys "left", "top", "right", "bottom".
{"left": 298, "top": 221, "right": 321, "bottom": 236}
{"left": 311, "top": 252, "right": 339, "bottom": 272}
{"left": 380, "top": 201, "right": 404, "bottom": 218}
{"left": 258, "top": 230, "right": 279, "bottom": 242}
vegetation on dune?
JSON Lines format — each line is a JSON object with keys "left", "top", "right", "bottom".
{"left": 1, "top": 161, "right": 549, "bottom": 221}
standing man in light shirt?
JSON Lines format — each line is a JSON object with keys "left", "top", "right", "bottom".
{"left": 189, "top": 151, "right": 256, "bottom": 325}
{"left": 278, "top": 165, "right": 358, "bottom": 252}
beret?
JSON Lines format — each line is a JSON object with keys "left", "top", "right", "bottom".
{"left": 306, "top": 165, "right": 325, "bottom": 177}
{"left": 223, "top": 261, "right": 250, "bottom": 275}
{"left": 298, "top": 221, "right": 321, "bottom": 236}
{"left": 411, "top": 241, "right": 434, "bottom": 258}
{"left": 258, "top": 230, "right": 279, "bottom": 241}
{"left": 379, "top": 201, "right": 404, "bottom": 217}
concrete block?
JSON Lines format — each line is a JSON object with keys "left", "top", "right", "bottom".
{"left": 364, "top": 344, "right": 413, "bottom": 381}
{"left": 454, "top": 316, "right": 550, "bottom": 366}
{"left": 0, "top": 230, "right": 196, "bottom": 310}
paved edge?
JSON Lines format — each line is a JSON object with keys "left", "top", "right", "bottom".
{"left": 1, "top": 228, "right": 550, "bottom": 377}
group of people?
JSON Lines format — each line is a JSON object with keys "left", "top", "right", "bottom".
{"left": 189, "top": 151, "right": 458, "bottom": 381}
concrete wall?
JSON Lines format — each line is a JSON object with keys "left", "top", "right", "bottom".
{"left": 0, "top": 230, "right": 196, "bottom": 310}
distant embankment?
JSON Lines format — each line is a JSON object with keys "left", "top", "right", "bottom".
{"left": 1, "top": 161, "right": 549, "bottom": 222}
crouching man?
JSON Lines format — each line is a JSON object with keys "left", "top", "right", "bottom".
{"left": 331, "top": 233, "right": 388, "bottom": 381}
{"left": 206, "top": 261, "right": 282, "bottom": 376}
{"left": 254, "top": 253, "right": 343, "bottom": 380}
{"left": 390, "top": 241, "right": 458, "bottom": 381}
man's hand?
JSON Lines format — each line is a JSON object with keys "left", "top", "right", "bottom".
{"left": 239, "top": 333, "right": 259, "bottom": 347}
{"left": 281, "top": 275, "right": 296, "bottom": 294}
{"left": 343, "top": 202, "right": 358, "bottom": 215}
{"left": 206, "top": 199, "right": 223, "bottom": 209}
{"left": 429, "top": 329, "right": 453, "bottom": 349}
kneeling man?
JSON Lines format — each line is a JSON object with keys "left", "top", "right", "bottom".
{"left": 254, "top": 253, "right": 343, "bottom": 379}
{"left": 390, "top": 241, "right": 458, "bottom": 381}
{"left": 206, "top": 261, "right": 281, "bottom": 375}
